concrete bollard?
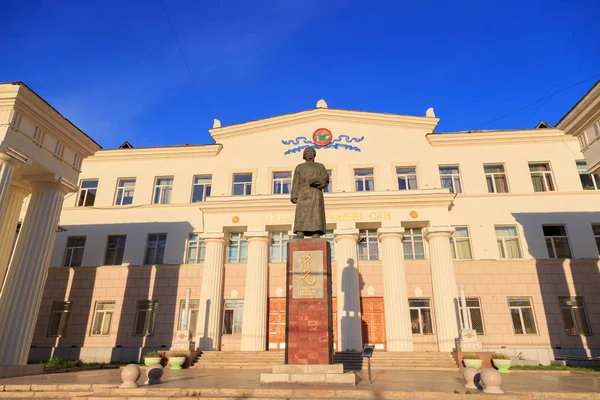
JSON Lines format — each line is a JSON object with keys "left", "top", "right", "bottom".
{"left": 481, "top": 368, "right": 504, "bottom": 394}
{"left": 146, "top": 363, "right": 164, "bottom": 385}
{"left": 462, "top": 367, "right": 479, "bottom": 389}
{"left": 120, "top": 364, "right": 141, "bottom": 388}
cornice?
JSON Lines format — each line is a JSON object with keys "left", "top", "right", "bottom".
{"left": 210, "top": 108, "right": 440, "bottom": 140}
{"left": 426, "top": 128, "right": 575, "bottom": 146}
{"left": 87, "top": 144, "right": 223, "bottom": 161}
{"left": 197, "top": 189, "right": 455, "bottom": 213}
{"left": 556, "top": 80, "right": 600, "bottom": 134}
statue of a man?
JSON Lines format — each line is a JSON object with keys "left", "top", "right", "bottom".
{"left": 290, "top": 147, "right": 329, "bottom": 238}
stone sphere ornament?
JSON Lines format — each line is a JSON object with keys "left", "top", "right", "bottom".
{"left": 120, "top": 364, "right": 141, "bottom": 388}
{"left": 462, "top": 367, "right": 479, "bottom": 389}
{"left": 481, "top": 368, "right": 504, "bottom": 394}
{"left": 146, "top": 363, "right": 164, "bottom": 385}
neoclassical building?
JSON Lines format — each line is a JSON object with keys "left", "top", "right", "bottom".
{"left": 5, "top": 83, "right": 600, "bottom": 367}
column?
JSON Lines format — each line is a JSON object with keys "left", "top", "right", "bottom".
{"left": 197, "top": 234, "right": 226, "bottom": 351}
{"left": 0, "top": 181, "right": 30, "bottom": 289}
{"left": 0, "top": 155, "right": 18, "bottom": 216}
{"left": 240, "top": 231, "right": 270, "bottom": 351}
{"left": 378, "top": 227, "right": 413, "bottom": 351}
{"left": 334, "top": 228, "right": 363, "bottom": 352}
{"left": 0, "top": 179, "right": 68, "bottom": 365}
{"left": 424, "top": 226, "right": 458, "bottom": 352}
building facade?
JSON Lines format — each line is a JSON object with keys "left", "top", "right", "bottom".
{"left": 26, "top": 97, "right": 600, "bottom": 365}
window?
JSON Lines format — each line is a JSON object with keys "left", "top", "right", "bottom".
{"left": 508, "top": 298, "right": 538, "bottom": 335}
{"left": 396, "top": 167, "right": 417, "bottom": 190}
{"left": 64, "top": 236, "right": 86, "bottom": 267}
{"left": 592, "top": 224, "right": 600, "bottom": 255}
{"left": 495, "top": 226, "right": 523, "bottom": 259}
{"left": 529, "top": 163, "right": 555, "bottom": 192}
{"left": 192, "top": 175, "right": 212, "bottom": 202}
{"left": 323, "top": 170, "right": 333, "bottom": 193}
{"left": 104, "top": 235, "right": 126, "bottom": 265}
{"left": 484, "top": 164, "right": 509, "bottom": 193}
{"left": 542, "top": 225, "right": 571, "bottom": 259}
{"left": 228, "top": 233, "right": 248, "bottom": 263}
{"left": 451, "top": 226, "right": 472, "bottom": 260}
{"left": 560, "top": 297, "right": 591, "bottom": 336}
{"left": 144, "top": 234, "right": 167, "bottom": 265}
{"left": 324, "top": 230, "right": 335, "bottom": 260}
{"left": 115, "top": 178, "right": 136, "bottom": 205}
{"left": 48, "top": 302, "right": 72, "bottom": 337}
{"left": 272, "top": 172, "right": 292, "bottom": 195}
{"left": 270, "top": 232, "right": 289, "bottom": 262}
{"left": 186, "top": 234, "right": 205, "bottom": 264}
{"left": 403, "top": 228, "right": 425, "bottom": 260}
{"left": 409, "top": 298, "right": 433, "bottom": 335}
{"left": 178, "top": 299, "right": 199, "bottom": 334}
{"left": 460, "top": 298, "right": 485, "bottom": 335}
{"left": 134, "top": 300, "right": 157, "bottom": 336}
{"left": 91, "top": 301, "right": 115, "bottom": 336}
{"left": 77, "top": 179, "right": 98, "bottom": 207}
{"left": 576, "top": 161, "right": 600, "bottom": 190}
{"left": 232, "top": 173, "right": 252, "bottom": 196}
{"left": 153, "top": 177, "right": 174, "bottom": 204}
{"left": 439, "top": 165, "right": 462, "bottom": 193}
{"left": 358, "top": 229, "right": 379, "bottom": 260}
{"left": 223, "top": 300, "right": 243, "bottom": 334}
{"left": 354, "top": 168, "right": 374, "bottom": 192}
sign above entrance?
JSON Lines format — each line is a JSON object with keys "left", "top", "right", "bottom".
{"left": 282, "top": 128, "right": 364, "bottom": 155}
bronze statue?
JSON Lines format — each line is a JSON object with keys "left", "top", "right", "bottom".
{"left": 290, "top": 147, "right": 329, "bottom": 238}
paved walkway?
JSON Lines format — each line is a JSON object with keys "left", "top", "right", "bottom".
{"left": 0, "top": 368, "right": 599, "bottom": 396}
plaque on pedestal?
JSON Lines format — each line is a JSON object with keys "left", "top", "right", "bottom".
{"left": 171, "top": 330, "right": 195, "bottom": 351}
{"left": 285, "top": 239, "right": 333, "bottom": 365}
{"left": 457, "top": 329, "right": 482, "bottom": 352}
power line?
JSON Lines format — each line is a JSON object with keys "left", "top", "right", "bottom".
{"left": 473, "top": 74, "right": 600, "bottom": 130}
{"left": 159, "top": 0, "right": 201, "bottom": 98}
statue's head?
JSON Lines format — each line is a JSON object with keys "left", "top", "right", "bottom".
{"left": 303, "top": 147, "right": 316, "bottom": 161}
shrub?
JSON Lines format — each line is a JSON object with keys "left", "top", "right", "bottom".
{"left": 169, "top": 352, "right": 187, "bottom": 358}
{"left": 463, "top": 355, "right": 480, "bottom": 360}
{"left": 492, "top": 353, "right": 510, "bottom": 360}
{"left": 45, "top": 357, "right": 83, "bottom": 368}
{"left": 144, "top": 351, "right": 161, "bottom": 358}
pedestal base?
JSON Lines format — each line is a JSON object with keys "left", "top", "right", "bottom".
{"left": 260, "top": 364, "right": 355, "bottom": 385}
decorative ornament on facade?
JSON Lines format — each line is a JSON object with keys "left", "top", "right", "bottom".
{"left": 282, "top": 128, "right": 364, "bottom": 155}
{"left": 232, "top": 216, "right": 240, "bottom": 223}
{"left": 410, "top": 210, "right": 419, "bottom": 219}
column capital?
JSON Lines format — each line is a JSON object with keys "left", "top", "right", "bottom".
{"left": 378, "top": 227, "right": 405, "bottom": 241}
{"left": 423, "top": 225, "right": 454, "bottom": 241}
{"left": 199, "top": 232, "right": 226, "bottom": 244}
{"left": 333, "top": 228, "right": 359, "bottom": 242}
{"left": 9, "top": 180, "right": 30, "bottom": 197}
{"left": 244, "top": 231, "right": 270, "bottom": 243}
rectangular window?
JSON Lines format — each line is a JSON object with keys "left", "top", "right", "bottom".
{"left": 324, "top": 230, "right": 335, "bottom": 260}
{"left": 270, "top": 231, "right": 289, "bottom": 262}
{"left": 409, "top": 298, "right": 433, "bottom": 335}
{"left": 48, "top": 301, "right": 72, "bottom": 337}
{"left": 223, "top": 300, "right": 243, "bottom": 334}
{"left": 451, "top": 226, "right": 472, "bottom": 260}
{"left": 439, "top": 165, "right": 462, "bottom": 193}
{"left": 191, "top": 175, "right": 212, "bottom": 202}
{"left": 323, "top": 170, "right": 333, "bottom": 193}
{"left": 228, "top": 233, "right": 248, "bottom": 263}
{"left": 484, "top": 164, "right": 509, "bottom": 193}
{"left": 396, "top": 167, "right": 418, "bottom": 190}
{"left": 529, "top": 162, "right": 555, "bottom": 192}
{"left": 508, "top": 297, "right": 538, "bottom": 335}
{"left": 134, "top": 300, "right": 158, "bottom": 336}
{"left": 232, "top": 173, "right": 252, "bottom": 196}
{"left": 354, "top": 168, "right": 374, "bottom": 192}
{"left": 115, "top": 178, "right": 136, "bottom": 205}
{"left": 542, "top": 225, "right": 571, "bottom": 259}
{"left": 64, "top": 236, "right": 86, "bottom": 267}
{"left": 104, "top": 235, "right": 126, "bottom": 265}
{"left": 462, "top": 298, "right": 485, "bottom": 335}
{"left": 559, "top": 297, "right": 591, "bottom": 336}
{"left": 576, "top": 161, "right": 600, "bottom": 190}
{"left": 77, "top": 179, "right": 98, "bottom": 207}
{"left": 178, "top": 299, "right": 199, "bottom": 334}
{"left": 144, "top": 234, "right": 167, "bottom": 265}
{"left": 403, "top": 228, "right": 425, "bottom": 260}
{"left": 186, "top": 234, "right": 205, "bottom": 264}
{"left": 358, "top": 229, "right": 379, "bottom": 260}
{"left": 153, "top": 177, "right": 174, "bottom": 204}
{"left": 495, "top": 226, "right": 523, "bottom": 259}
{"left": 272, "top": 172, "right": 292, "bottom": 195}
{"left": 91, "top": 301, "right": 115, "bottom": 336}
{"left": 592, "top": 224, "right": 600, "bottom": 255}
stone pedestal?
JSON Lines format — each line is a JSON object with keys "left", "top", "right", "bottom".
{"left": 260, "top": 363, "right": 355, "bottom": 385}
{"left": 171, "top": 330, "right": 196, "bottom": 351}
{"left": 285, "top": 239, "right": 333, "bottom": 365}
{"left": 457, "top": 329, "right": 482, "bottom": 352}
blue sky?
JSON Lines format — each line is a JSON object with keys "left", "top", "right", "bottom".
{"left": 2, "top": 0, "right": 599, "bottom": 149}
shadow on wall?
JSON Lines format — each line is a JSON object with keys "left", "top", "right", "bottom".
{"left": 513, "top": 212, "right": 600, "bottom": 360}
{"left": 340, "top": 258, "right": 364, "bottom": 352}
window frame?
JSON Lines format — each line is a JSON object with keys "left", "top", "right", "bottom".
{"left": 450, "top": 226, "right": 473, "bottom": 260}
{"left": 177, "top": 299, "right": 200, "bottom": 334}
{"left": 559, "top": 296, "right": 592, "bottom": 336}
{"left": 77, "top": 179, "right": 98, "bottom": 207}
{"left": 114, "top": 178, "right": 136, "bottom": 206}
{"left": 191, "top": 174, "right": 212, "bottom": 203}
{"left": 47, "top": 301, "right": 72, "bottom": 337}
{"left": 222, "top": 299, "right": 244, "bottom": 335}
{"left": 542, "top": 225, "right": 572, "bottom": 259}
{"left": 323, "top": 170, "right": 333, "bottom": 193}
{"left": 185, "top": 233, "right": 206, "bottom": 264}
{"left": 354, "top": 168, "right": 375, "bottom": 192}
{"left": 133, "top": 300, "right": 158, "bottom": 336}
{"left": 464, "top": 297, "right": 485, "bottom": 335}
{"left": 528, "top": 162, "right": 556, "bottom": 192}
{"left": 403, "top": 228, "right": 425, "bottom": 260}
{"left": 439, "top": 165, "right": 463, "bottom": 194}
{"left": 396, "top": 166, "right": 418, "bottom": 190}
{"left": 483, "top": 163, "right": 510, "bottom": 193}
{"left": 358, "top": 229, "right": 379, "bottom": 260}
{"left": 144, "top": 233, "right": 167, "bottom": 265}
{"left": 232, "top": 173, "right": 253, "bottom": 196}
{"left": 63, "top": 236, "right": 86, "bottom": 267}
{"left": 270, "top": 231, "right": 289, "bottom": 263}
{"left": 272, "top": 171, "right": 292, "bottom": 195}
{"left": 227, "top": 232, "right": 248, "bottom": 263}
{"left": 508, "top": 297, "right": 538, "bottom": 335}
{"left": 104, "top": 235, "right": 126, "bottom": 266}
{"left": 576, "top": 160, "right": 600, "bottom": 190}
{"left": 494, "top": 225, "right": 523, "bottom": 259}
{"left": 90, "top": 301, "right": 115, "bottom": 337}
{"left": 152, "top": 176, "right": 174, "bottom": 205}
{"left": 409, "top": 298, "right": 434, "bottom": 335}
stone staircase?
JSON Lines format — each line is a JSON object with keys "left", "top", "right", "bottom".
{"left": 192, "top": 351, "right": 457, "bottom": 371}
